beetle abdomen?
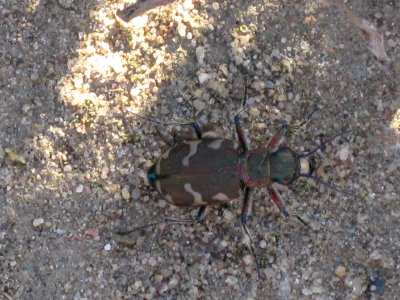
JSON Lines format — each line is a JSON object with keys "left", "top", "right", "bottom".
{"left": 148, "top": 138, "right": 244, "bottom": 207}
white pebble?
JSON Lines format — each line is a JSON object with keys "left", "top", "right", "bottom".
{"left": 148, "top": 257, "right": 157, "bottom": 266}
{"left": 101, "top": 166, "right": 109, "bottom": 179}
{"left": 212, "top": 2, "right": 220, "bottom": 10}
{"left": 195, "top": 46, "right": 205, "bottom": 64}
{"left": 335, "top": 265, "right": 347, "bottom": 279}
{"left": 177, "top": 23, "right": 186, "bottom": 37}
{"left": 33, "top": 218, "right": 44, "bottom": 227}
{"left": 63, "top": 165, "right": 72, "bottom": 172}
{"left": 121, "top": 187, "right": 130, "bottom": 200}
{"left": 104, "top": 243, "right": 111, "bottom": 251}
{"left": 158, "top": 199, "right": 167, "bottom": 208}
{"left": 76, "top": 184, "right": 84, "bottom": 193}
{"left": 223, "top": 210, "right": 235, "bottom": 221}
{"left": 242, "top": 254, "right": 253, "bottom": 266}
{"left": 338, "top": 145, "right": 349, "bottom": 161}
{"left": 134, "top": 280, "right": 142, "bottom": 289}
{"left": 198, "top": 73, "right": 211, "bottom": 84}
{"left": 226, "top": 275, "right": 239, "bottom": 285}
{"left": 259, "top": 239, "right": 267, "bottom": 249}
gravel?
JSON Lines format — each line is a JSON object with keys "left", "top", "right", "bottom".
{"left": 1, "top": 0, "right": 399, "bottom": 299}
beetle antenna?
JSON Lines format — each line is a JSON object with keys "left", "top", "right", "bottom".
{"left": 114, "top": 217, "right": 198, "bottom": 236}
{"left": 298, "top": 129, "right": 354, "bottom": 158}
{"left": 291, "top": 105, "right": 318, "bottom": 131}
{"left": 299, "top": 173, "right": 357, "bottom": 197}
{"left": 126, "top": 108, "right": 196, "bottom": 126}
{"left": 289, "top": 213, "right": 316, "bottom": 232}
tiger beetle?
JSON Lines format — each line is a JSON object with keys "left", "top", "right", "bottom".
{"left": 121, "top": 82, "right": 351, "bottom": 277}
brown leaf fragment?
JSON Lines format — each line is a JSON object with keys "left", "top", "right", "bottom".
{"left": 330, "top": 0, "right": 389, "bottom": 62}
{"left": 117, "top": 0, "right": 176, "bottom": 23}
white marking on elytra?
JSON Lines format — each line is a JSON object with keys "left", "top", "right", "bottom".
{"left": 182, "top": 140, "right": 201, "bottom": 167}
{"left": 184, "top": 183, "right": 204, "bottom": 204}
{"left": 211, "top": 193, "right": 230, "bottom": 201}
{"left": 207, "top": 139, "right": 224, "bottom": 150}
{"left": 202, "top": 131, "right": 221, "bottom": 138}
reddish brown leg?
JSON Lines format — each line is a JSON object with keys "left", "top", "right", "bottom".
{"left": 267, "top": 186, "right": 289, "bottom": 217}
{"left": 268, "top": 186, "right": 314, "bottom": 231}
{"left": 267, "top": 124, "right": 290, "bottom": 152}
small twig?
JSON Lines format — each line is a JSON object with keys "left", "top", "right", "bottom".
{"left": 117, "top": 0, "right": 176, "bottom": 23}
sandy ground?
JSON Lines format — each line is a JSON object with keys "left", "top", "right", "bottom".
{"left": 1, "top": 0, "right": 399, "bottom": 299}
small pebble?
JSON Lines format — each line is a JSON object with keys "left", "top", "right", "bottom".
{"left": 158, "top": 199, "right": 166, "bottom": 208}
{"left": 259, "top": 240, "right": 267, "bottom": 249}
{"left": 335, "top": 265, "right": 347, "bottom": 279}
{"left": 131, "top": 188, "right": 141, "bottom": 200}
{"left": 101, "top": 167, "right": 109, "bottom": 179}
{"left": 338, "top": 145, "right": 349, "bottom": 161}
{"left": 226, "top": 275, "right": 238, "bottom": 285}
{"left": 242, "top": 254, "right": 253, "bottom": 266}
{"left": 121, "top": 187, "right": 130, "bottom": 200}
{"left": 220, "top": 240, "right": 228, "bottom": 247}
{"left": 33, "top": 218, "right": 44, "bottom": 227}
{"left": 387, "top": 39, "right": 397, "bottom": 48}
{"left": 22, "top": 104, "right": 30, "bottom": 114}
{"left": 134, "top": 280, "right": 143, "bottom": 289}
{"left": 177, "top": 23, "right": 186, "bottom": 37}
{"left": 159, "top": 283, "right": 168, "bottom": 294}
{"left": 76, "top": 184, "right": 84, "bottom": 193}
{"left": 104, "top": 243, "right": 111, "bottom": 251}
{"left": 223, "top": 210, "right": 234, "bottom": 221}
{"left": 63, "top": 165, "right": 72, "bottom": 172}
{"left": 193, "top": 99, "right": 206, "bottom": 111}
{"left": 148, "top": 257, "right": 157, "bottom": 267}
{"left": 211, "top": 2, "right": 220, "bottom": 10}
{"left": 198, "top": 73, "right": 211, "bottom": 84}
{"left": 195, "top": 46, "right": 205, "bottom": 64}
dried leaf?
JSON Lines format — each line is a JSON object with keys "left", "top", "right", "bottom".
{"left": 331, "top": 0, "right": 389, "bottom": 62}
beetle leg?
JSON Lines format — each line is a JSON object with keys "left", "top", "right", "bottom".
{"left": 239, "top": 187, "right": 263, "bottom": 278}
{"left": 268, "top": 186, "right": 315, "bottom": 231}
{"left": 267, "top": 124, "right": 290, "bottom": 152}
{"left": 196, "top": 206, "right": 207, "bottom": 222}
{"left": 240, "top": 187, "right": 253, "bottom": 225}
{"left": 234, "top": 114, "right": 249, "bottom": 152}
{"left": 192, "top": 122, "right": 203, "bottom": 139}
{"left": 233, "top": 77, "right": 249, "bottom": 151}
{"left": 267, "top": 186, "right": 289, "bottom": 217}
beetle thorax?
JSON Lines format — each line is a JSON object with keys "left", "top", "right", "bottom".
{"left": 242, "top": 149, "right": 272, "bottom": 188}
